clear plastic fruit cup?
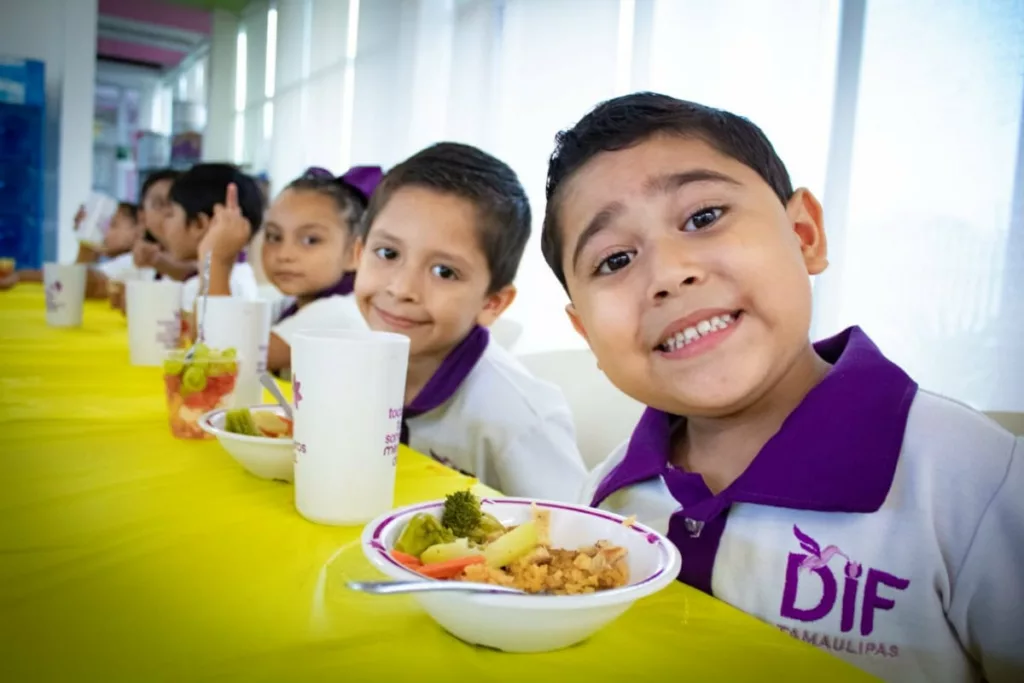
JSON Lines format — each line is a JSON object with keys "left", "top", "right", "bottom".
{"left": 163, "top": 346, "right": 240, "bottom": 439}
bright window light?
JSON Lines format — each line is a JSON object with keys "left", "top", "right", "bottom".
{"left": 265, "top": 6, "right": 278, "bottom": 98}
{"left": 339, "top": 0, "right": 361, "bottom": 169}
{"left": 235, "top": 28, "right": 248, "bottom": 113}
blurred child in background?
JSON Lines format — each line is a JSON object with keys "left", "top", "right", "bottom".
{"left": 263, "top": 166, "right": 382, "bottom": 373}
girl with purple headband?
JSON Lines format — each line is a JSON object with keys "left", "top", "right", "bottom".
{"left": 263, "top": 166, "right": 383, "bottom": 374}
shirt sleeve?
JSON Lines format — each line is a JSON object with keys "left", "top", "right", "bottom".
{"left": 947, "top": 436, "right": 1024, "bottom": 683}
{"left": 491, "top": 410, "right": 587, "bottom": 503}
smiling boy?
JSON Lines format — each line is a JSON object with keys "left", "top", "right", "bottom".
{"left": 541, "top": 92, "right": 1023, "bottom": 682}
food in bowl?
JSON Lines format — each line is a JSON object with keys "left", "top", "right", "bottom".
{"left": 0, "top": 257, "right": 15, "bottom": 278}
{"left": 163, "top": 345, "right": 239, "bottom": 439}
{"left": 362, "top": 496, "right": 682, "bottom": 653}
{"left": 223, "top": 408, "right": 293, "bottom": 438}
{"left": 200, "top": 405, "right": 295, "bottom": 481}
{"left": 389, "top": 491, "right": 629, "bottom": 595}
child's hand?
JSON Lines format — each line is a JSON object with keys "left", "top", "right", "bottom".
{"left": 133, "top": 240, "right": 161, "bottom": 268}
{"left": 199, "top": 183, "right": 251, "bottom": 265}
{"left": 73, "top": 204, "right": 86, "bottom": 231}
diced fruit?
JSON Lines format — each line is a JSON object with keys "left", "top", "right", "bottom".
{"left": 252, "top": 412, "right": 292, "bottom": 438}
{"left": 182, "top": 365, "right": 207, "bottom": 393}
{"left": 483, "top": 521, "right": 538, "bottom": 568}
{"left": 163, "top": 346, "right": 239, "bottom": 440}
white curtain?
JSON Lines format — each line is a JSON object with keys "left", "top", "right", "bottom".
{"left": 232, "top": 0, "right": 1024, "bottom": 411}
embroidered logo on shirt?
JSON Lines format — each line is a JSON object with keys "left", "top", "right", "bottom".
{"left": 293, "top": 377, "right": 303, "bottom": 410}
{"left": 780, "top": 525, "right": 910, "bottom": 638}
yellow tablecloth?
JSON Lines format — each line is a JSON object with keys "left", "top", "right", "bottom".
{"left": 0, "top": 286, "right": 874, "bottom": 682}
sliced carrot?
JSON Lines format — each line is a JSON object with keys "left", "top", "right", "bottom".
{"left": 389, "top": 549, "right": 423, "bottom": 568}
{"left": 417, "top": 555, "right": 486, "bottom": 579}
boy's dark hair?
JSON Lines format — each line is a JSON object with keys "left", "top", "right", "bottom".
{"left": 169, "top": 163, "right": 264, "bottom": 236}
{"left": 285, "top": 166, "right": 382, "bottom": 237}
{"left": 361, "top": 142, "right": 531, "bottom": 293}
{"left": 117, "top": 202, "right": 139, "bottom": 222}
{"left": 140, "top": 168, "right": 182, "bottom": 203}
{"left": 542, "top": 92, "right": 794, "bottom": 289}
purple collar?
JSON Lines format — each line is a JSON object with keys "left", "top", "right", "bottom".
{"left": 400, "top": 325, "right": 490, "bottom": 444}
{"left": 275, "top": 271, "right": 356, "bottom": 323}
{"left": 591, "top": 327, "right": 918, "bottom": 515}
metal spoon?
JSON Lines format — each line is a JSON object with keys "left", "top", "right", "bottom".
{"left": 183, "top": 252, "right": 213, "bottom": 362}
{"left": 347, "top": 580, "right": 527, "bottom": 596}
{"left": 260, "top": 372, "right": 294, "bottom": 419}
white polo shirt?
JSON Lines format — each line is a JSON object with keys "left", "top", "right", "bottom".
{"left": 270, "top": 294, "right": 367, "bottom": 346}
{"left": 181, "top": 262, "right": 258, "bottom": 309}
{"left": 92, "top": 252, "right": 155, "bottom": 282}
{"left": 405, "top": 326, "right": 587, "bottom": 502}
{"left": 582, "top": 327, "right": 1023, "bottom": 683}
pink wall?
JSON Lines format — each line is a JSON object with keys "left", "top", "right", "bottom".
{"left": 98, "top": 0, "right": 212, "bottom": 35}
{"left": 96, "top": 37, "right": 187, "bottom": 67}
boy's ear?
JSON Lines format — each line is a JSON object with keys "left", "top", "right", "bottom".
{"left": 476, "top": 284, "right": 517, "bottom": 327}
{"left": 786, "top": 188, "right": 828, "bottom": 275}
{"left": 565, "top": 303, "right": 589, "bottom": 343}
{"left": 193, "top": 212, "right": 212, "bottom": 234}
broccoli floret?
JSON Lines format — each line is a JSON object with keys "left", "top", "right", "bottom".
{"left": 394, "top": 513, "right": 455, "bottom": 557}
{"left": 441, "top": 490, "right": 483, "bottom": 538}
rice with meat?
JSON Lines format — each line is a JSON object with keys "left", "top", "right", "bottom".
{"left": 458, "top": 540, "right": 630, "bottom": 595}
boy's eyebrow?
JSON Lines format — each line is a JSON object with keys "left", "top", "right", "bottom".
{"left": 570, "top": 168, "right": 741, "bottom": 273}
{"left": 571, "top": 202, "right": 624, "bottom": 273}
{"left": 643, "top": 169, "right": 741, "bottom": 195}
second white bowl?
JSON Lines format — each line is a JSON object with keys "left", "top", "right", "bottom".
{"left": 200, "top": 404, "right": 294, "bottom": 482}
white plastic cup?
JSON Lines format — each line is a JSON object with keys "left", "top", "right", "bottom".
{"left": 77, "top": 192, "right": 119, "bottom": 248}
{"left": 201, "top": 297, "right": 272, "bottom": 407}
{"left": 126, "top": 280, "right": 184, "bottom": 366}
{"left": 292, "top": 329, "right": 410, "bottom": 526}
{"left": 43, "top": 263, "right": 87, "bottom": 328}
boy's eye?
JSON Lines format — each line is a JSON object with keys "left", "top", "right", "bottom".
{"left": 682, "top": 207, "right": 724, "bottom": 232}
{"left": 374, "top": 246, "right": 398, "bottom": 260}
{"left": 431, "top": 264, "right": 457, "bottom": 280}
{"left": 301, "top": 235, "right": 321, "bottom": 246}
{"left": 265, "top": 232, "right": 281, "bottom": 243}
{"left": 595, "top": 250, "right": 635, "bottom": 276}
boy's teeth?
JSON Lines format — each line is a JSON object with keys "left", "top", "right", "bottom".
{"left": 659, "top": 312, "right": 738, "bottom": 353}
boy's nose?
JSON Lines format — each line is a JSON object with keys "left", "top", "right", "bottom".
{"left": 647, "top": 241, "right": 706, "bottom": 301}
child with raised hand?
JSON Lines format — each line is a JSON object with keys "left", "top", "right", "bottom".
{"left": 542, "top": 92, "right": 1023, "bottom": 682}
{"left": 262, "top": 165, "right": 382, "bottom": 373}
{"left": 161, "top": 163, "right": 262, "bottom": 313}
{"left": 354, "top": 142, "right": 586, "bottom": 502}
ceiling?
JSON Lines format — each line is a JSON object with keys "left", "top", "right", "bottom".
{"left": 161, "top": 0, "right": 252, "bottom": 12}
{"left": 97, "top": 0, "right": 218, "bottom": 70}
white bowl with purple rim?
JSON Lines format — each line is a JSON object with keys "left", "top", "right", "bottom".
{"left": 361, "top": 497, "right": 682, "bottom": 653}
{"left": 199, "top": 404, "right": 294, "bottom": 482}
